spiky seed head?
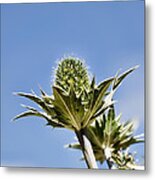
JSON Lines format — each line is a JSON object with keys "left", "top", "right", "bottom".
{"left": 54, "top": 57, "right": 90, "bottom": 95}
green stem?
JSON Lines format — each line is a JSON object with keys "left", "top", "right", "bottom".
{"left": 75, "top": 130, "right": 98, "bottom": 169}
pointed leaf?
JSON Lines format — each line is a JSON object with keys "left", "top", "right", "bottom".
{"left": 13, "top": 111, "right": 41, "bottom": 120}
{"left": 15, "top": 92, "right": 51, "bottom": 113}
{"left": 82, "top": 78, "right": 114, "bottom": 127}
{"left": 13, "top": 109, "right": 64, "bottom": 128}
{"left": 90, "top": 76, "right": 95, "bottom": 89}
{"left": 113, "top": 65, "right": 139, "bottom": 90}
{"left": 53, "top": 86, "right": 80, "bottom": 130}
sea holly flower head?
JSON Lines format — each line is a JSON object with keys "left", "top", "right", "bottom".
{"left": 54, "top": 57, "right": 90, "bottom": 95}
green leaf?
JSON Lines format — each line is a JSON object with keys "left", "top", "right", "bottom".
{"left": 113, "top": 65, "right": 139, "bottom": 90}
{"left": 91, "top": 90, "right": 116, "bottom": 119}
{"left": 120, "top": 138, "right": 144, "bottom": 150}
{"left": 45, "top": 120, "right": 64, "bottom": 128}
{"left": 85, "top": 126, "right": 102, "bottom": 148}
{"left": 13, "top": 111, "right": 42, "bottom": 120}
{"left": 95, "top": 120, "right": 103, "bottom": 141}
{"left": 53, "top": 86, "right": 80, "bottom": 130}
{"left": 70, "top": 85, "right": 85, "bottom": 123}
{"left": 20, "top": 104, "right": 38, "bottom": 112}
{"left": 13, "top": 109, "right": 64, "bottom": 128}
{"left": 104, "top": 107, "right": 117, "bottom": 147}
{"left": 15, "top": 92, "right": 51, "bottom": 113}
{"left": 82, "top": 78, "right": 114, "bottom": 127}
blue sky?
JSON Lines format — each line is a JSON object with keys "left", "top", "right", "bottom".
{"left": 1, "top": 1, "right": 144, "bottom": 168}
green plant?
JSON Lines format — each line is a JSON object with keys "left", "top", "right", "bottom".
{"left": 68, "top": 105, "right": 144, "bottom": 169}
{"left": 13, "top": 56, "right": 144, "bottom": 169}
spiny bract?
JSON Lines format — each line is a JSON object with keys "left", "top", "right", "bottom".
{"left": 54, "top": 57, "right": 90, "bottom": 95}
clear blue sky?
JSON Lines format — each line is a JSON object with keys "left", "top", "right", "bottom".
{"left": 1, "top": 1, "right": 144, "bottom": 168}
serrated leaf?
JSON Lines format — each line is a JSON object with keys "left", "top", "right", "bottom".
{"left": 82, "top": 78, "right": 114, "bottom": 127}
{"left": 13, "top": 109, "right": 64, "bottom": 128}
{"left": 91, "top": 90, "right": 116, "bottom": 120}
{"left": 15, "top": 92, "right": 51, "bottom": 113}
{"left": 53, "top": 86, "right": 80, "bottom": 130}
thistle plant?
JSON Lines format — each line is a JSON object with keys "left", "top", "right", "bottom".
{"left": 13, "top": 56, "right": 144, "bottom": 169}
{"left": 68, "top": 105, "right": 144, "bottom": 169}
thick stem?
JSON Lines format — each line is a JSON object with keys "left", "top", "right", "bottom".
{"left": 75, "top": 130, "right": 98, "bottom": 169}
